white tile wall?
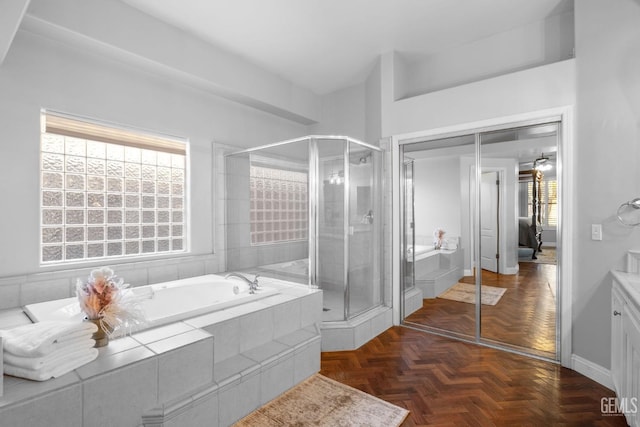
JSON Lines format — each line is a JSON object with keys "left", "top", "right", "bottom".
{"left": 0, "top": 384, "right": 83, "bottom": 427}
{"left": 239, "top": 308, "right": 274, "bottom": 352}
{"left": 0, "top": 253, "right": 222, "bottom": 311}
{"left": 147, "top": 263, "right": 179, "bottom": 284}
{"left": 293, "top": 339, "right": 321, "bottom": 384}
{"left": 260, "top": 353, "right": 295, "bottom": 403}
{"left": 82, "top": 358, "right": 158, "bottom": 427}
{"left": 202, "top": 317, "right": 240, "bottom": 362}
{"left": 164, "top": 392, "right": 219, "bottom": 427}
{"left": 21, "top": 278, "right": 71, "bottom": 306}
{"left": 156, "top": 337, "right": 214, "bottom": 403}
{"left": 0, "top": 284, "right": 20, "bottom": 310}
{"left": 217, "top": 372, "right": 260, "bottom": 426}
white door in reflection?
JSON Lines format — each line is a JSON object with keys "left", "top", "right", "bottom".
{"left": 480, "top": 171, "right": 499, "bottom": 273}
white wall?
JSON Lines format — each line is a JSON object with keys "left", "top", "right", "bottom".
{"left": 401, "top": 8, "right": 574, "bottom": 98}
{"left": 413, "top": 157, "right": 461, "bottom": 243}
{"left": 310, "top": 83, "right": 366, "bottom": 141}
{"left": 388, "top": 59, "right": 575, "bottom": 137}
{"left": 572, "top": 0, "right": 640, "bottom": 369}
{"left": 0, "top": 29, "right": 307, "bottom": 278}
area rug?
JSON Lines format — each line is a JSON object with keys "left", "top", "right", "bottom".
{"left": 234, "top": 373, "right": 409, "bottom": 427}
{"left": 519, "top": 247, "right": 556, "bottom": 264}
{"left": 438, "top": 282, "right": 507, "bottom": 306}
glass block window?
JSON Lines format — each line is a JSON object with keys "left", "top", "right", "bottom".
{"left": 250, "top": 164, "right": 308, "bottom": 245}
{"left": 40, "top": 111, "right": 187, "bottom": 264}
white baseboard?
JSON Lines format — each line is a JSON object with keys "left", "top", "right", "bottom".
{"left": 503, "top": 266, "right": 519, "bottom": 275}
{"left": 571, "top": 354, "right": 614, "bottom": 391}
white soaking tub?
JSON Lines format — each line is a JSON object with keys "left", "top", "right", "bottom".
{"left": 24, "top": 274, "right": 278, "bottom": 330}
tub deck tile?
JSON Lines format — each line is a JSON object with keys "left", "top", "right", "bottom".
{"left": 182, "top": 307, "right": 239, "bottom": 329}
{"left": 275, "top": 326, "right": 319, "bottom": 350}
{"left": 256, "top": 293, "right": 298, "bottom": 306}
{"left": 242, "top": 340, "right": 292, "bottom": 368}
{"left": 131, "top": 321, "right": 194, "bottom": 345}
{"left": 214, "top": 354, "right": 259, "bottom": 387}
{"left": 146, "top": 328, "right": 212, "bottom": 355}
{"left": 75, "top": 345, "right": 155, "bottom": 380}
{"left": 0, "top": 370, "right": 80, "bottom": 409}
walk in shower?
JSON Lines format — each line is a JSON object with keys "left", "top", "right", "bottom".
{"left": 225, "top": 136, "right": 383, "bottom": 322}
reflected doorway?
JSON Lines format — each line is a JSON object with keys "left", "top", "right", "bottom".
{"left": 401, "top": 120, "right": 560, "bottom": 361}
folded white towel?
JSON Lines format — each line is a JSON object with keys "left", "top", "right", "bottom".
{"left": 3, "top": 348, "right": 98, "bottom": 381}
{"left": 4, "top": 338, "right": 95, "bottom": 370}
{"left": 0, "top": 320, "right": 97, "bottom": 357}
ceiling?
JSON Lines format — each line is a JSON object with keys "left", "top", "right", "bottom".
{"left": 121, "top": 0, "right": 570, "bottom": 95}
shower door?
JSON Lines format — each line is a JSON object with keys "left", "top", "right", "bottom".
{"left": 348, "top": 142, "right": 382, "bottom": 318}
{"left": 316, "top": 138, "right": 347, "bottom": 321}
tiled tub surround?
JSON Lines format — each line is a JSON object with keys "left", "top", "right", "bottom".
{"left": 0, "top": 253, "right": 225, "bottom": 311}
{"left": 0, "top": 278, "right": 322, "bottom": 427}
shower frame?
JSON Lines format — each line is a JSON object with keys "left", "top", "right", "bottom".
{"left": 226, "top": 135, "right": 384, "bottom": 322}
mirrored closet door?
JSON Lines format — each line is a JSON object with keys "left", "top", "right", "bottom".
{"left": 401, "top": 120, "right": 561, "bottom": 361}
{"left": 401, "top": 134, "right": 478, "bottom": 341}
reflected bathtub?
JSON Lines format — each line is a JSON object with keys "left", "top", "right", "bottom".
{"left": 24, "top": 274, "right": 278, "bottom": 330}
{"left": 407, "top": 245, "right": 437, "bottom": 262}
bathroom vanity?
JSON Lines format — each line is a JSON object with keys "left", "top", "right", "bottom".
{"left": 611, "top": 254, "right": 640, "bottom": 427}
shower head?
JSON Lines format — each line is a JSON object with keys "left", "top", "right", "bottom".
{"left": 351, "top": 152, "right": 371, "bottom": 164}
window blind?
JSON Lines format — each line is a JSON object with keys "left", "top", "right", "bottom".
{"left": 43, "top": 111, "right": 186, "bottom": 155}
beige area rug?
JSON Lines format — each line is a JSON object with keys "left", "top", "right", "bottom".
{"left": 438, "top": 282, "right": 507, "bottom": 306}
{"left": 234, "top": 374, "right": 409, "bottom": 427}
{"left": 520, "top": 247, "right": 557, "bottom": 264}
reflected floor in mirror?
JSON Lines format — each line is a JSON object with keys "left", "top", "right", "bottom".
{"left": 405, "top": 262, "right": 556, "bottom": 358}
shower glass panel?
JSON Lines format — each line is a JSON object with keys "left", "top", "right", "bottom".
{"left": 225, "top": 136, "right": 383, "bottom": 323}
{"left": 348, "top": 142, "right": 383, "bottom": 318}
{"left": 403, "top": 160, "right": 415, "bottom": 292}
{"left": 317, "top": 138, "right": 347, "bottom": 321}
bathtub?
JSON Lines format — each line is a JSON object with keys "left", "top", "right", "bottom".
{"left": 408, "top": 244, "right": 458, "bottom": 262}
{"left": 407, "top": 245, "right": 437, "bottom": 262}
{"left": 23, "top": 274, "right": 278, "bottom": 331}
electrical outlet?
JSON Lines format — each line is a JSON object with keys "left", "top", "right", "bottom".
{"left": 591, "top": 224, "right": 603, "bottom": 241}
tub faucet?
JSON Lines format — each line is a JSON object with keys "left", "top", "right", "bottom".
{"left": 224, "top": 272, "right": 260, "bottom": 294}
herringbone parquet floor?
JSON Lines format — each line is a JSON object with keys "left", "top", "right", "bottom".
{"left": 406, "top": 262, "right": 556, "bottom": 358}
{"left": 321, "top": 327, "right": 625, "bottom": 426}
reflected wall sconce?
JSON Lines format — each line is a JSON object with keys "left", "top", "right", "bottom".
{"left": 617, "top": 198, "right": 640, "bottom": 226}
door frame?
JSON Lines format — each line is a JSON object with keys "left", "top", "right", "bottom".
{"left": 391, "top": 106, "right": 574, "bottom": 368}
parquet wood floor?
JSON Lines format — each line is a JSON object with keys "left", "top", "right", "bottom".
{"left": 405, "top": 262, "right": 556, "bottom": 358}
{"left": 321, "top": 327, "right": 625, "bottom": 426}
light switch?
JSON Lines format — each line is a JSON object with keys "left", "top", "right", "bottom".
{"left": 591, "top": 224, "right": 603, "bottom": 241}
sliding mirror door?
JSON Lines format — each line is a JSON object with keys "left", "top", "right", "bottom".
{"left": 401, "top": 119, "right": 562, "bottom": 361}
{"left": 478, "top": 123, "right": 559, "bottom": 358}
{"left": 402, "top": 134, "right": 477, "bottom": 340}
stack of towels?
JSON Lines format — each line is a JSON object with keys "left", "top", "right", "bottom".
{"left": 0, "top": 320, "right": 99, "bottom": 381}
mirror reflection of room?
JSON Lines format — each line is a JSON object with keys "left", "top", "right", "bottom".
{"left": 403, "top": 122, "right": 560, "bottom": 359}
{"left": 403, "top": 137, "right": 475, "bottom": 338}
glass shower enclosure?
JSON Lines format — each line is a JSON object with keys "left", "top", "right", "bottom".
{"left": 225, "top": 136, "right": 383, "bottom": 322}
